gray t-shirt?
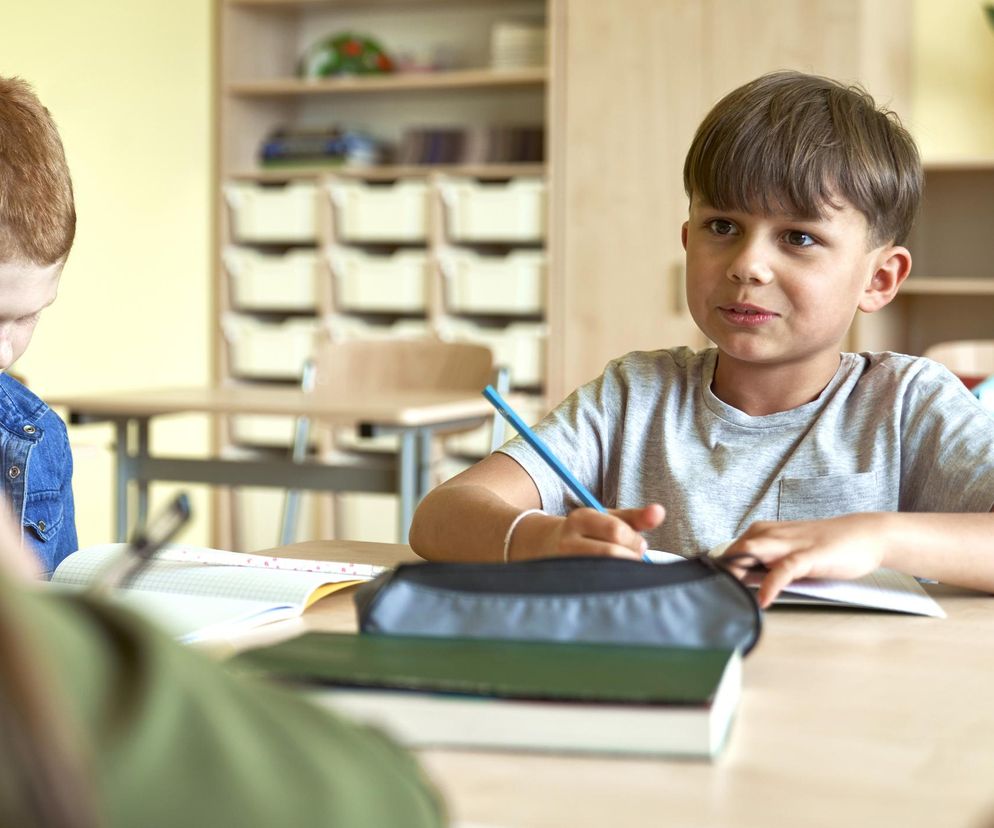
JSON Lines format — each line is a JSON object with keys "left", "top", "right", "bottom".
{"left": 499, "top": 347, "right": 994, "bottom": 557}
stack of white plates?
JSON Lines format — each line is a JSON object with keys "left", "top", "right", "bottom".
{"left": 490, "top": 20, "right": 546, "bottom": 70}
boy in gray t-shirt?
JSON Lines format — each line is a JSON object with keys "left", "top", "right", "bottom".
{"left": 410, "top": 71, "right": 994, "bottom": 606}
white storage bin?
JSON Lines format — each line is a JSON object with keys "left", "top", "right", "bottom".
{"left": 439, "top": 319, "right": 547, "bottom": 388}
{"left": 440, "top": 249, "right": 545, "bottom": 315}
{"left": 329, "top": 316, "right": 431, "bottom": 342}
{"left": 223, "top": 314, "right": 320, "bottom": 380}
{"left": 224, "top": 182, "right": 318, "bottom": 244}
{"left": 440, "top": 177, "right": 546, "bottom": 243}
{"left": 327, "top": 179, "right": 428, "bottom": 243}
{"left": 225, "top": 247, "right": 320, "bottom": 312}
{"left": 334, "top": 428, "right": 400, "bottom": 454}
{"left": 445, "top": 393, "right": 547, "bottom": 458}
{"left": 229, "top": 414, "right": 300, "bottom": 448}
{"left": 328, "top": 247, "right": 429, "bottom": 313}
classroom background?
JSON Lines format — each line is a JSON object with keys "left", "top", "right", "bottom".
{"left": 4, "top": 0, "right": 994, "bottom": 552}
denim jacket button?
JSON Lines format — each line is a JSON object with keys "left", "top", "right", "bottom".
{"left": 37, "top": 520, "right": 46, "bottom": 532}
{"left": 7, "top": 466, "right": 20, "bottom": 479}
{"left": 22, "top": 424, "right": 36, "bottom": 434}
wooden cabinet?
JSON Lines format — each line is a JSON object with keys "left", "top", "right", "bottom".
{"left": 852, "top": 161, "right": 994, "bottom": 355}
{"left": 548, "top": 0, "right": 912, "bottom": 398}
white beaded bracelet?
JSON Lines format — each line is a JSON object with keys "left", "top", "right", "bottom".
{"left": 502, "top": 508, "right": 544, "bottom": 563}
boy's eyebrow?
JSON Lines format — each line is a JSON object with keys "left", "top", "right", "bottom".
{"left": 693, "top": 200, "right": 828, "bottom": 224}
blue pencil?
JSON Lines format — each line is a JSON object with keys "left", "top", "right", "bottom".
{"left": 482, "top": 385, "right": 651, "bottom": 562}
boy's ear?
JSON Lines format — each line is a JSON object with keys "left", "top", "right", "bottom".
{"left": 681, "top": 222, "right": 689, "bottom": 251}
{"left": 858, "top": 245, "right": 912, "bottom": 314}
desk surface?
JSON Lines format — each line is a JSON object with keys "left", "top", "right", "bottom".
{"left": 235, "top": 540, "right": 994, "bottom": 828}
{"left": 50, "top": 386, "right": 493, "bottom": 428}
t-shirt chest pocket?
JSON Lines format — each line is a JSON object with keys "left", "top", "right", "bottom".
{"left": 777, "top": 471, "right": 881, "bottom": 522}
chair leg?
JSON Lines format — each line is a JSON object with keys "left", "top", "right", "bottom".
{"left": 279, "top": 360, "right": 317, "bottom": 547}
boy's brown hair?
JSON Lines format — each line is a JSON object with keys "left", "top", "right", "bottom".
{"left": 0, "top": 76, "right": 75, "bottom": 266}
{"left": 683, "top": 70, "right": 922, "bottom": 247}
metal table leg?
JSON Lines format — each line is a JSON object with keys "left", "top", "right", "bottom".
{"left": 398, "top": 429, "right": 418, "bottom": 543}
{"left": 136, "top": 418, "right": 150, "bottom": 531}
{"left": 114, "top": 419, "right": 130, "bottom": 542}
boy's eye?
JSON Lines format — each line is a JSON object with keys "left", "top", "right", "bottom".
{"left": 706, "top": 219, "right": 737, "bottom": 236}
{"left": 784, "top": 230, "right": 816, "bottom": 247}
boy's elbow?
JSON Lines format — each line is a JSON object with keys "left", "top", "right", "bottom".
{"left": 408, "top": 488, "right": 440, "bottom": 560}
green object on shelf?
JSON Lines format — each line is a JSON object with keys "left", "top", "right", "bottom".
{"left": 986, "top": 4, "right": 994, "bottom": 32}
{"left": 299, "top": 32, "right": 395, "bottom": 78}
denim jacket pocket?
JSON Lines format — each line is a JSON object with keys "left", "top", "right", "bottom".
{"left": 24, "top": 492, "right": 65, "bottom": 573}
{"left": 778, "top": 471, "right": 880, "bottom": 522}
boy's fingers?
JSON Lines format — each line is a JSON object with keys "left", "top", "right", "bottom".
{"left": 756, "top": 554, "right": 813, "bottom": 608}
{"left": 610, "top": 504, "right": 666, "bottom": 531}
{"left": 570, "top": 510, "right": 644, "bottom": 552}
{"left": 556, "top": 536, "right": 641, "bottom": 560}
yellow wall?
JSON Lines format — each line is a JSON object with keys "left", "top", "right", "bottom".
{"left": 1, "top": 1, "right": 213, "bottom": 547}
{"left": 912, "top": 0, "right": 994, "bottom": 158}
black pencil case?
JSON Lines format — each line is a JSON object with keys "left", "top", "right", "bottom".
{"left": 354, "top": 555, "right": 762, "bottom": 655}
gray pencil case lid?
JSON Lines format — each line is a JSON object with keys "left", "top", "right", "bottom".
{"left": 354, "top": 555, "right": 762, "bottom": 655}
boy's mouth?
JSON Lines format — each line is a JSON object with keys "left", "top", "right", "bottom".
{"left": 718, "top": 303, "right": 779, "bottom": 326}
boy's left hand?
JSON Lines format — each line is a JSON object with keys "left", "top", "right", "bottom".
{"left": 721, "top": 513, "right": 890, "bottom": 608}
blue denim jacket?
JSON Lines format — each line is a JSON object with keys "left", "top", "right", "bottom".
{"left": 0, "top": 373, "right": 77, "bottom": 576}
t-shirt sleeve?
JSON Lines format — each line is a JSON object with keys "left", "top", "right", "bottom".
{"left": 498, "top": 359, "right": 627, "bottom": 515}
{"left": 899, "top": 360, "right": 994, "bottom": 512}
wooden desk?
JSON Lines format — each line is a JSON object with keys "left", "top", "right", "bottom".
{"left": 50, "top": 387, "right": 491, "bottom": 543}
{"left": 234, "top": 540, "right": 994, "bottom": 828}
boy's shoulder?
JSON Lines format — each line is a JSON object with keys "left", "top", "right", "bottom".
{"left": 606, "top": 345, "right": 712, "bottom": 379}
{"left": 852, "top": 350, "right": 960, "bottom": 387}
{"left": 0, "top": 373, "right": 61, "bottom": 437}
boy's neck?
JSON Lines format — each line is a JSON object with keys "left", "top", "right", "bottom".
{"left": 710, "top": 351, "right": 843, "bottom": 416}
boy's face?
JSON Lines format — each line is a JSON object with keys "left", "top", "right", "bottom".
{"left": 0, "top": 259, "right": 62, "bottom": 372}
{"left": 681, "top": 196, "right": 905, "bottom": 373}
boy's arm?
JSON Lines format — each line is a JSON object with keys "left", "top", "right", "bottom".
{"left": 725, "top": 511, "right": 994, "bottom": 607}
{"left": 408, "top": 453, "right": 662, "bottom": 562}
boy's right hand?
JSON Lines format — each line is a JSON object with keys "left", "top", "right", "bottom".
{"left": 511, "top": 504, "right": 666, "bottom": 561}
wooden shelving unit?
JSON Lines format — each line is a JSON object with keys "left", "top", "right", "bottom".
{"left": 228, "top": 162, "right": 545, "bottom": 182}
{"left": 853, "top": 159, "right": 994, "bottom": 354}
{"left": 216, "top": 0, "right": 549, "bottom": 549}
{"left": 228, "top": 67, "right": 547, "bottom": 95}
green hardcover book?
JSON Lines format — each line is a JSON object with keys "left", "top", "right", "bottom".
{"left": 236, "top": 633, "right": 741, "bottom": 759}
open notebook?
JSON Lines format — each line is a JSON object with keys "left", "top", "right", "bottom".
{"left": 644, "top": 549, "right": 945, "bottom": 618}
{"left": 50, "top": 544, "right": 387, "bottom": 643}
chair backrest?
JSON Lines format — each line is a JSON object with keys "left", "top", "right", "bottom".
{"left": 923, "top": 340, "right": 994, "bottom": 387}
{"left": 312, "top": 337, "right": 494, "bottom": 397}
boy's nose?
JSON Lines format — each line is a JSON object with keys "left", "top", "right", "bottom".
{"left": 726, "top": 250, "right": 774, "bottom": 285}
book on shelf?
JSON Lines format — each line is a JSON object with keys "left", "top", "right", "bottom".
{"left": 396, "top": 124, "right": 544, "bottom": 166}
{"left": 236, "top": 631, "right": 742, "bottom": 759}
{"left": 49, "top": 544, "right": 385, "bottom": 644}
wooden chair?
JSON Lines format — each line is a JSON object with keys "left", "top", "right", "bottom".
{"left": 923, "top": 340, "right": 994, "bottom": 389}
{"left": 279, "top": 338, "right": 506, "bottom": 545}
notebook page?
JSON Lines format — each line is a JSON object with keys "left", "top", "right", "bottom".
{"left": 154, "top": 544, "right": 386, "bottom": 579}
{"left": 774, "top": 569, "right": 946, "bottom": 618}
{"left": 643, "top": 550, "right": 945, "bottom": 617}
{"left": 52, "top": 544, "right": 361, "bottom": 608}
{"left": 114, "top": 592, "right": 299, "bottom": 643}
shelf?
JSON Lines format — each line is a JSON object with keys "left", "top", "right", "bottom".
{"left": 901, "top": 278, "right": 994, "bottom": 295}
{"left": 226, "top": 0, "right": 493, "bottom": 8}
{"left": 228, "top": 163, "right": 546, "bottom": 181}
{"left": 922, "top": 158, "right": 994, "bottom": 173}
{"left": 228, "top": 68, "right": 547, "bottom": 97}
